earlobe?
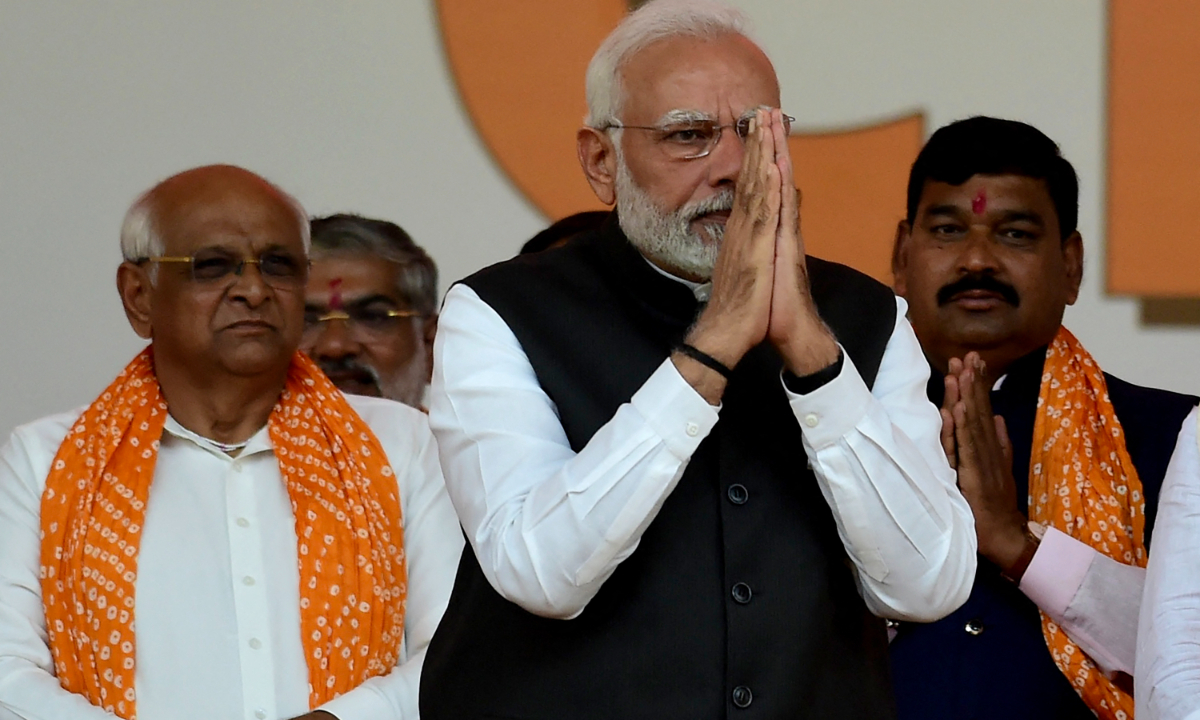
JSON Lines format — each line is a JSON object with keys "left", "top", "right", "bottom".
{"left": 1063, "top": 231, "right": 1084, "bottom": 305}
{"left": 116, "top": 262, "right": 154, "bottom": 339}
{"left": 422, "top": 315, "right": 438, "bottom": 383}
{"left": 577, "top": 127, "right": 617, "bottom": 206}
{"left": 891, "top": 221, "right": 912, "bottom": 296}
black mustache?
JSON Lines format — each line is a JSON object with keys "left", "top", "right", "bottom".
{"left": 936, "top": 274, "right": 1020, "bottom": 307}
{"left": 315, "top": 357, "right": 381, "bottom": 387}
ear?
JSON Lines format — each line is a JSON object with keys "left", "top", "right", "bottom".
{"left": 421, "top": 314, "right": 439, "bottom": 383}
{"left": 1062, "top": 231, "right": 1084, "bottom": 306}
{"left": 117, "top": 261, "right": 155, "bottom": 339}
{"left": 891, "top": 220, "right": 913, "bottom": 297}
{"left": 577, "top": 127, "right": 618, "bottom": 206}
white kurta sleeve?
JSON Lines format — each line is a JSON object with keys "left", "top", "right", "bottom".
{"left": 1136, "top": 406, "right": 1200, "bottom": 720}
{"left": 0, "top": 417, "right": 122, "bottom": 720}
{"left": 784, "top": 297, "right": 977, "bottom": 621}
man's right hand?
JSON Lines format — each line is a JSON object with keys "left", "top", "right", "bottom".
{"left": 678, "top": 108, "right": 781, "bottom": 395}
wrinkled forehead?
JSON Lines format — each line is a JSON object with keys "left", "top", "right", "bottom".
{"left": 619, "top": 33, "right": 780, "bottom": 123}
{"left": 155, "top": 184, "right": 305, "bottom": 255}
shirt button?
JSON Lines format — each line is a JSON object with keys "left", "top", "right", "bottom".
{"left": 804, "top": 413, "right": 820, "bottom": 428}
{"left": 248, "top": 637, "right": 262, "bottom": 650}
{"left": 254, "top": 709, "right": 267, "bottom": 719}
{"left": 685, "top": 422, "right": 700, "bottom": 437}
{"left": 242, "top": 576, "right": 256, "bottom": 586}
{"left": 732, "top": 685, "right": 753, "bottom": 708}
{"left": 964, "top": 618, "right": 984, "bottom": 636}
{"left": 236, "top": 517, "right": 250, "bottom": 528}
{"left": 731, "top": 582, "right": 753, "bottom": 604}
{"left": 231, "top": 462, "right": 243, "bottom": 473}
{"left": 727, "top": 484, "right": 749, "bottom": 505}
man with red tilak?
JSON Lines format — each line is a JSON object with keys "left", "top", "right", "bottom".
{"left": 890, "top": 116, "right": 1198, "bottom": 720}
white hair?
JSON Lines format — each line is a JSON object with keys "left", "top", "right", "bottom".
{"left": 585, "top": 0, "right": 754, "bottom": 128}
{"left": 119, "top": 178, "right": 311, "bottom": 263}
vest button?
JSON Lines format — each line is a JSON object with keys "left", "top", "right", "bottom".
{"left": 732, "top": 685, "right": 753, "bottom": 708}
{"left": 964, "top": 618, "right": 984, "bottom": 636}
{"left": 727, "top": 483, "right": 748, "bottom": 505}
{"left": 731, "top": 582, "right": 753, "bottom": 604}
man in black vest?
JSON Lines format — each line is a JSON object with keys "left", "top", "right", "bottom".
{"left": 889, "top": 116, "right": 1199, "bottom": 720}
{"left": 421, "top": 1, "right": 976, "bottom": 717}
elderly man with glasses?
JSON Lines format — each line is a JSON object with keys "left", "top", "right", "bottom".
{"left": 419, "top": 1, "right": 975, "bottom": 718}
{"left": 0, "top": 165, "right": 463, "bottom": 720}
{"left": 301, "top": 214, "right": 439, "bottom": 409}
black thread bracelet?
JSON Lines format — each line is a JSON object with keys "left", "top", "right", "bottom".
{"left": 675, "top": 343, "right": 734, "bottom": 379}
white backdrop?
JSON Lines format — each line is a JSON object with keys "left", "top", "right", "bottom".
{"left": 1, "top": 1, "right": 1195, "bottom": 437}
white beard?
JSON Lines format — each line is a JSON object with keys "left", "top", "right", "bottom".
{"left": 614, "top": 150, "right": 734, "bottom": 281}
{"left": 380, "top": 341, "right": 431, "bottom": 409}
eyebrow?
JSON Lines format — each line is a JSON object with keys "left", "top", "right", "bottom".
{"left": 998, "top": 210, "right": 1045, "bottom": 226}
{"left": 305, "top": 293, "right": 398, "bottom": 311}
{"left": 656, "top": 108, "right": 714, "bottom": 125}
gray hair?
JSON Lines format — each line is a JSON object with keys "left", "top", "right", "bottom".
{"left": 585, "top": 0, "right": 753, "bottom": 129}
{"left": 119, "top": 178, "right": 311, "bottom": 263}
{"left": 309, "top": 214, "right": 438, "bottom": 317}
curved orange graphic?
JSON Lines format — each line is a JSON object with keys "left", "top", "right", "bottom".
{"left": 437, "top": 1, "right": 922, "bottom": 281}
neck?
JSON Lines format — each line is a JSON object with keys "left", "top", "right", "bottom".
{"left": 155, "top": 362, "right": 288, "bottom": 444}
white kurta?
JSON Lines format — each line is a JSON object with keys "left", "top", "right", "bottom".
{"left": 0, "top": 393, "right": 464, "bottom": 720}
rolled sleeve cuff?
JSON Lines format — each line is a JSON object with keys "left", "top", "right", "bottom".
{"left": 631, "top": 358, "right": 721, "bottom": 460}
{"left": 784, "top": 347, "right": 873, "bottom": 450}
{"left": 1019, "top": 527, "right": 1095, "bottom": 621}
{"left": 317, "top": 682, "right": 393, "bottom": 720}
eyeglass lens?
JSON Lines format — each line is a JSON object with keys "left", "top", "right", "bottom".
{"left": 190, "top": 249, "right": 308, "bottom": 287}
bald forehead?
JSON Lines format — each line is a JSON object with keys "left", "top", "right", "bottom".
{"left": 148, "top": 166, "right": 303, "bottom": 253}
{"left": 619, "top": 33, "right": 780, "bottom": 122}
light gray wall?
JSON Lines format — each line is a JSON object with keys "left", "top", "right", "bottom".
{"left": 1, "top": 1, "right": 1195, "bottom": 437}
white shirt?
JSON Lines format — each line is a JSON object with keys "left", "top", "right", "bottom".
{"left": 0, "top": 394, "right": 464, "bottom": 720}
{"left": 1136, "top": 407, "right": 1200, "bottom": 719}
{"left": 429, "top": 282, "right": 976, "bottom": 622}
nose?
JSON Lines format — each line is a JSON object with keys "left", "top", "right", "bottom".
{"left": 227, "top": 260, "right": 271, "bottom": 307}
{"left": 958, "top": 227, "right": 1003, "bottom": 274}
{"left": 305, "top": 317, "right": 362, "bottom": 360}
{"left": 706, "top": 124, "right": 746, "bottom": 188}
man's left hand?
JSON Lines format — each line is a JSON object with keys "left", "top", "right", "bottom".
{"left": 762, "top": 108, "right": 840, "bottom": 377}
{"left": 950, "top": 353, "right": 1031, "bottom": 575}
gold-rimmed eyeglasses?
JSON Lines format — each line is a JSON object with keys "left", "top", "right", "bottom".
{"left": 599, "top": 112, "right": 795, "bottom": 160}
{"left": 140, "top": 249, "right": 310, "bottom": 289}
{"left": 302, "top": 307, "right": 425, "bottom": 342}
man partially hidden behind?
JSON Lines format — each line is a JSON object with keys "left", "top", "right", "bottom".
{"left": 302, "top": 214, "right": 438, "bottom": 409}
{"left": 0, "top": 166, "right": 463, "bottom": 720}
{"left": 889, "top": 116, "right": 1199, "bottom": 720}
{"left": 420, "top": 1, "right": 976, "bottom": 718}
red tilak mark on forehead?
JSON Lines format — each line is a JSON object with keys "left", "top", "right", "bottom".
{"left": 328, "top": 279, "right": 344, "bottom": 311}
{"left": 972, "top": 190, "right": 987, "bottom": 215}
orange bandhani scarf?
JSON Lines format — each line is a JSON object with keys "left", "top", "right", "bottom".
{"left": 1029, "top": 327, "right": 1142, "bottom": 720}
{"left": 40, "top": 348, "right": 406, "bottom": 719}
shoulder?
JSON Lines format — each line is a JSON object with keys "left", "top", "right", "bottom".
{"left": 1, "top": 406, "right": 87, "bottom": 491}
{"left": 344, "top": 394, "right": 432, "bottom": 448}
{"left": 1103, "top": 372, "right": 1198, "bottom": 433}
{"left": 460, "top": 229, "right": 606, "bottom": 296}
{"left": 807, "top": 256, "right": 895, "bottom": 305}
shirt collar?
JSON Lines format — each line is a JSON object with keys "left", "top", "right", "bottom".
{"left": 162, "top": 414, "right": 274, "bottom": 459}
{"left": 642, "top": 257, "right": 713, "bottom": 302}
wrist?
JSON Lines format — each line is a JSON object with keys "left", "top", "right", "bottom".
{"left": 989, "top": 520, "right": 1040, "bottom": 583}
{"left": 779, "top": 320, "right": 839, "bottom": 376}
{"left": 686, "top": 321, "right": 750, "bottom": 369}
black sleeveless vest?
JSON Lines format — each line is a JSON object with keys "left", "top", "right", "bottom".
{"left": 421, "top": 218, "right": 900, "bottom": 719}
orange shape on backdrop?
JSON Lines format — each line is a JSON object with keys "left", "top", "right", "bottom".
{"left": 436, "top": 0, "right": 922, "bottom": 282}
{"left": 1109, "top": 0, "right": 1200, "bottom": 296}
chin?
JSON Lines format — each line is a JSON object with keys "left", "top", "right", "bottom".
{"left": 216, "top": 341, "right": 296, "bottom": 378}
